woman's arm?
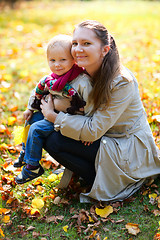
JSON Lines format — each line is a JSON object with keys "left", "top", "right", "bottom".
{"left": 53, "top": 78, "right": 135, "bottom": 142}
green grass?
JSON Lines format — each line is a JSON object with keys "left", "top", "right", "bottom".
{"left": 3, "top": 183, "right": 160, "bottom": 239}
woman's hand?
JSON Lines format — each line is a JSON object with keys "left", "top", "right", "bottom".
{"left": 23, "top": 109, "right": 33, "bottom": 121}
{"left": 40, "top": 94, "right": 57, "bottom": 123}
{"left": 82, "top": 141, "right": 93, "bottom": 146}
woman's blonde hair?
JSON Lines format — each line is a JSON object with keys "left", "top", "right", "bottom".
{"left": 75, "top": 20, "right": 121, "bottom": 112}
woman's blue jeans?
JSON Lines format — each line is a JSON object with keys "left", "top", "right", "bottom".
{"left": 25, "top": 112, "right": 101, "bottom": 185}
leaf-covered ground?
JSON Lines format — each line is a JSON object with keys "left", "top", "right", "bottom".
{"left": 0, "top": 1, "right": 160, "bottom": 239}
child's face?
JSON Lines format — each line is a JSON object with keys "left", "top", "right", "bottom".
{"left": 47, "top": 45, "right": 75, "bottom": 76}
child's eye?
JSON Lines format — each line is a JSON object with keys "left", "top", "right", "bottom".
{"left": 50, "top": 59, "right": 55, "bottom": 62}
{"left": 60, "top": 59, "right": 66, "bottom": 61}
{"left": 72, "top": 42, "right": 78, "bottom": 46}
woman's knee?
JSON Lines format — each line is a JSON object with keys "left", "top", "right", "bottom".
{"left": 45, "top": 131, "right": 64, "bottom": 154}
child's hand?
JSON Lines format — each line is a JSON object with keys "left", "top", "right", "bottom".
{"left": 82, "top": 141, "right": 93, "bottom": 146}
{"left": 23, "top": 109, "right": 33, "bottom": 121}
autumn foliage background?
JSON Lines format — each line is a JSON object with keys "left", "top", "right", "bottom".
{"left": 0, "top": 0, "right": 160, "bottom": 239}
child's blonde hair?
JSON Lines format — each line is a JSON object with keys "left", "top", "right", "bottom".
{"left": 47, "top": 34, "right": 72, "bottom": 57}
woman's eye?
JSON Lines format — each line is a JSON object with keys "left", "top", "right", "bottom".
{"left": 84, "top": 42, "right": 91, "bottom": 46}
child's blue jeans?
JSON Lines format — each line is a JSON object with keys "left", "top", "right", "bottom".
{"left": 24, "top": 111, "right": 53, "bottom": 166}
{"left": 24, "top": 112, "right": 101, "bottom": 185}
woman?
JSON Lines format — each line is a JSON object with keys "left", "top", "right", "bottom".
{"left": 40, "top": 20, "right": 159, "bottom": 203}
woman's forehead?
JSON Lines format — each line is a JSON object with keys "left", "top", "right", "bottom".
{"left": 73, "top": 27, "right": 96, "bottom": 40}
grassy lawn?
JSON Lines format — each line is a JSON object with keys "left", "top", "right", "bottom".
{"left": 0, "top": 1, "right": 160, "bottom": 239}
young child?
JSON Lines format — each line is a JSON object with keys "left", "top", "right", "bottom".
{"left": 14, "top": 34, "right": 92, "bottom": 184}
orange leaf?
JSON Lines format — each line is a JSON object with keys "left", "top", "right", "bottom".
{"left": 0, "top": 228, "right": 5, "bottom": 237}
{"left": 125, "top": 223, "right": 140, "bottom": 235}
{"left": 89, "top": 230, "right": 97, "bottom": 238}
{"left": 154, "top": 233, "right": 160, "bottom": 240}
{"left": 2, "top": 215, "right": 10, "bottom": 223}
{"left": 0, "top": 208, "right": 11, "bottom": 215}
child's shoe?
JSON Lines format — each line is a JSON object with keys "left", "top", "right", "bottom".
{"left": 13, "top": 151, "right": 26, "bottom": 168}
{"left": 15, "top": 164, "right": 44, "bottom": 184}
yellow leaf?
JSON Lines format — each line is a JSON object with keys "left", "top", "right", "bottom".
{"left": 13, "top": 126, "right": 24, "bottom": 145}
{"left": 0, "top": 228, "right": 5, "bottom": 237}
{"left": 22, "top": 125, "right": 30, "bottom": 145}
{"left": 31, "top": 198, "right": 44, "bottom": 209}
{"left": 125, "top": 223, "right": 140, "bottom": 235}
{"left": 149, "top": 193, "right": 157, "bottom": 199}
{"left": 2, "top": 215, "right": 10, "bottom": 223}
{"left": 89, "top": 216, "right": 94, "bottom": 222}
{"left": 31, "top": 208, "right": 40, "bottom": 215}
{"left": 58, "top": 172, "right": 63, "bottom": 179}
{"left": 0, "top": 143, "right": 8, "bottom": 151}
{"left": 47, "top": 174, "right": 58, "bottom": 182}
{"left": 95, "top": 205, "right": 113, "bottom": 218}
{"left": 63, "top": 225, "right": 68, "bottom": 232}
{"left": 8, "top": 116, "right": 17, "bottom": 126}
{"left": 103, "top": 238, "right": 108, "bottom": 240}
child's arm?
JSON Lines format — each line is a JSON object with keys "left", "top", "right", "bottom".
{"left": 23, "top": 109, "right": 34, "bottom": 121}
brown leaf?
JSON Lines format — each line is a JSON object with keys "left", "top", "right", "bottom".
{"left": 26, "top": 226, "right": 36, "bottom": 231}
{"left": 152, "top": 209, "right": 160, "bottom": 216}
{"left": 115, "top": 219, "right": 125, "bottom": 224}
{"left": 32, "top": 231, "right": 40, "bottom": 238}
{"left": 144, "top": 205, "right": 149, "bottom": 212}
{"left": 125, "top": 223, "right": 141, "bottom": 235}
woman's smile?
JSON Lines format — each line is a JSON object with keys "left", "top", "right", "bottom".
{"left": 72, "top": 27, "right": 105, "bottom": 76}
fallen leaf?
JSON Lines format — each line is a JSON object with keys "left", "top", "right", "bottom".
{"left": 47, "top": 173, "right": 58, "bottom": 182}
{"left": 149, "top": 193, "right": 157, "bottom": 199}
{"left": 53, "top": 196, "right": 61, "bottom": 205}
{"left": 8, "top": 116, "right": 17, "bottom": 126}
{"left": 125, "top": 223, "right": 141, "bottom": 235}
{"left": 0, "top": 208, "right": 11, "bottom": 215}
{"left": 63, "top": 225, "right": 68, "bottom": 232}
{"left": 2, "top": 215, "right": 10, "bottom": 223}
{"left": 95, "top": 205, "right": 113, "bottom": 218}
{"left": 154, "top": 232, "right": 160, "bottom": 240}
{"left": 30, "top": 208, "right": 40, "bottom": 215}
{"left": 152, "top": 115, "right": 160, "bottom": 123}
{"left": 33, "top": 231, "right": 40, "bottom": 237}
{"left": 152, "top": 209, "right": 160, "bottom": 216}
{"left": 26, "top": 226, "right": 36, "bottom": 231}
{"left": 31, "top": 198, "right": 44, "bottom": 209}
{"left": 0, "top": 228, "right": 5, "bottom": 237}
{"left": 89, "top": 230, "right": 97, "bottom": 238}
{"left": 12, "top": 126, "right": 24, "bottom": 145}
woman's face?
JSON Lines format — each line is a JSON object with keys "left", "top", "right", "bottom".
{"left": 71, "top": 27, "right": 106, "bottom": 76}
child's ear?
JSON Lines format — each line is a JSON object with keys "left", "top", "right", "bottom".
{"left": 102, "top": 45, "right": 110, "bottom": 57}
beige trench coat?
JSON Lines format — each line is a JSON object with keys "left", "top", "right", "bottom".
{"left": 54, "top": 67, "right": 160, "bottom": 203}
